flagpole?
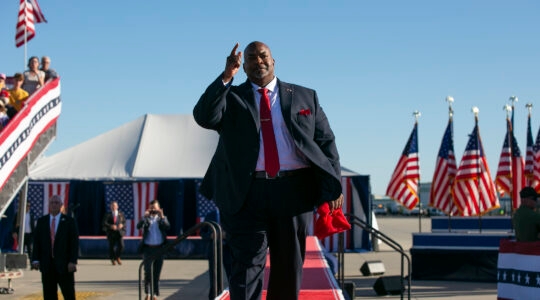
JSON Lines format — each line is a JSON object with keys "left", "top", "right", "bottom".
{"left": 446, "top": 96, "right": 454, "bottom": 231}
{"left": 526, "top": 103, "right": 534, "bottom": 192}
{"left": 503, "top": 104, "right": 514, "bottom": 215}
{"left": 472, "top": 107, "right": 484, "bottom": 232}
{"left": 413, "top": 110, "right": 422, "bottom": 233}
{"left": 24, "top": 16, "right": 27, "bottom": 70}
{"left": 509, "top": 96, "right": 518, "bottom": 129}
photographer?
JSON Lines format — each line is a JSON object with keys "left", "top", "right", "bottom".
{"left": 136, "top": 200, "right": 170, "bottom": 300}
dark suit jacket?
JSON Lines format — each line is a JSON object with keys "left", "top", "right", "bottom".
{"left": 102, "top": 211, "right": 127, "bottom": 236}
{"left": 136, "top": 216, "right": 170, "bottom": 253}
{"left": 32, "top": 214, "right": 79, "bottom": 274}
{"left": 194, "top": 75, "right": 342, "bottom": 215}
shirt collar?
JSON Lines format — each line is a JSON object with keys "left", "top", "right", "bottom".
{"left": 251, "top": 76, "right": 277, "bottom": 93}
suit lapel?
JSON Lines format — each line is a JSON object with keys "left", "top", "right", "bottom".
{"left": 278, "top": 80, "right": 294, "bottom": 130}
{"left": 239, "top": 81, "right": 260, "bottom": 130}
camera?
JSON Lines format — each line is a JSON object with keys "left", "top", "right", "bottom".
{"left": 150, "top": 210, "right": 158, "bottom": 215}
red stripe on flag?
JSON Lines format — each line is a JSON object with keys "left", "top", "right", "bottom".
{"left": 15, "top": 0, "right": 47, "bottom": 48}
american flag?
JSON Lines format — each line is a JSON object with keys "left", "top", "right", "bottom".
{"left": 26, "top": 181, "right": 70, "bottom": 220}
{"left": 195, "top": 179, "right": 217, "bottom": 223}
{"left": 104, "top": 182, "right": 158, "bottom": 236}
{"left": 386, "top": 122, "right": 420, "bottom": 210}
{"left": 495, "top": 118, "right": 525, "bottom": 209}
{"left": 429, "top": 118, "right": 457, "bottom": 215}
{"left": 15, "top": 0, "right": 47, "bottom": 48}
{"left": 525, "top": 113, "right": 535, "bottom": 186}
{"left": 452, "top": 118, "right": 499, "bottom": 216}
{"left": 531, "top": 118, "right": 540, "bottom": 193}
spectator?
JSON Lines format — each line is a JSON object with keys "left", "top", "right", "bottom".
{"left": 0, "top": 99, "right": 9, "bottom": 131}
{"left": 0, "top": 73, "right": 7, "bottom": 92}
{"left": 22, "top": 56, "right": 45, "bottom": 95}
{"left": 0, "top": 90, "right": 16, "bottom": 120}
{"left": 513, "top": 187, "right": 540, "bottom": 242}
{"left": 40, "top": 56, "right": 59, "bottom": 82}
{"left": 102, "top": 201, "right": 126, "bottom": 266}
{"left": 8, "top": 73, "right": 29, "bottom": 112}
{"left": 137, "top": 199, "right": 170, "bottom": 300}
{"left": 12, "top": 203, "right": 36, "bottom": 260}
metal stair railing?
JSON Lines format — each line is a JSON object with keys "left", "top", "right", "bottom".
{"left": 339, "top": 214, "right": 411, "bottom": 300}
{"left": 138, "top": 221, "right": 223, "bottom": 300}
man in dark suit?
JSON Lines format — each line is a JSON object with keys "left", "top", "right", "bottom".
{"left": 32, "top": 195, "right": 79, "bottom": 300}
{"left": 102, "top": 200, "right": 126, "bottom": 265}
{"left": 12, "top": 202, "right": 36, "bottom": 259}
{"left": 194, "top": 41, "right": 343, "bottom": 300}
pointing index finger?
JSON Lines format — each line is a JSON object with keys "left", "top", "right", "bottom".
{"left": 230, "top": 43, "right": 240, "bottom": 56}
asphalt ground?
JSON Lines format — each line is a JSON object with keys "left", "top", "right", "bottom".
{"left": 2, "top": 216, "right": 497, "bottom": 300}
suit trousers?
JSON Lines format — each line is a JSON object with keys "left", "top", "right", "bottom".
{"left": 23, "top": 232, "right": 33, "bottom": 259}
{"left": 221, "top": 169, "right": 318, "bottom": 300}
{"left": 41, "top": 258, "right": 75, "bottom": 300}
{"left": 107, "top": 231, "right": 124, "bottom": 260}
{"left": 143, "top": 246, "right": 164, "bottom": 296}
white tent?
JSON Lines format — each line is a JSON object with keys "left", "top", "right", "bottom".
{"left": 29, "top": 114, "right": 219, "bottom": 180}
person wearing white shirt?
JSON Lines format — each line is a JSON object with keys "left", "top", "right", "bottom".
{"left": 12, "top": 203, "right": 36, "bottom": 259}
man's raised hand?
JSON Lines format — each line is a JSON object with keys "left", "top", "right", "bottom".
{"left": 223, "top": 43, "right": 242, "bottom": 83}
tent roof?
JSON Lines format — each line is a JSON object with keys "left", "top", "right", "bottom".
{"left": 30, "top": 114, "right": 219, "bottom": 181}
{"left": 30, "top": 113, "right": 360, "bottom": 181}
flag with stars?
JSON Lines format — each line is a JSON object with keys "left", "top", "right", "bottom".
{"left": 452, "top": 118, "right": 499, "bottom": 216}
{"left": 497, "top": 239, "right": 540, "bottom": 299}
{"left": 104, "top": 182, "right": 158, "bottom": 236}
{"left": 430, "top": 118, "right": 457, "bottom": 215}
{"left": 386, "top": 122, "right": 420, "bottom": 210}
{"left": 195, "top": 179, "right": 217, "bottom": 223}
{"left": 26, "top": 181, "right": 70, "bottom": 219}
{"left": 495, "top": 118, "right": 525, "bottom": 210}
{"left": 532, "top": 120, "right": 540, "bottom": 193}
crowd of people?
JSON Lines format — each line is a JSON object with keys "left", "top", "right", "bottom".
{"left": 0, "top": 55, "right": 58, "bottom": 132}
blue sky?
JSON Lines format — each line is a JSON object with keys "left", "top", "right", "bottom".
{"left": 1, "top": 1, "right": 539, "bottom": 196}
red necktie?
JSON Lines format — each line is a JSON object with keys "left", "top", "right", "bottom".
{"left": 258, "top": 88, "right": 280, "bottom": 177}
{"left": 50, "top": 216, "right": 56, "bottom": 254}
{"left": 113, "top": 214, "right": 117, "bottom": 224}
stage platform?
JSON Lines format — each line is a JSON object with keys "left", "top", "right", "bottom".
{"left": 411, "top": 217, "right": 514, "bottom": 282}
{"left": 216, "top": 236, "right": 346, "bottom": 300}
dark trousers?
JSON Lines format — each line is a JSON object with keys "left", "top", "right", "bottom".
{"left": 221, "top": 170, "right": 317, "bottom": 300}
{"left": 23, "top": 232, "right": 33, "bottom": 259}
{"left": 107, "top": 231, "right": 124, "bottom": 260}
{"left": 143, "top": 246, "right": 164, "bottom": 296}
{"left": 41, "top": 260, "right": 75, "bottom": 300}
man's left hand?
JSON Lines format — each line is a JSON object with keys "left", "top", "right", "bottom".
{"left": 328, "top": 194, "right": 344, "bottom": 212}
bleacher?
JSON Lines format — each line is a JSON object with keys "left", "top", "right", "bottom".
{"left": 0, "top": 77, "right": 61, "bottom": 242}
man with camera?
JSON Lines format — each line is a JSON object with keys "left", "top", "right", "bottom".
{"left": 136, "top": 199, "right": 170, "bottom": 300}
